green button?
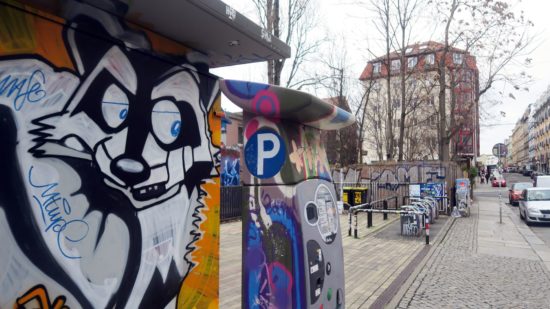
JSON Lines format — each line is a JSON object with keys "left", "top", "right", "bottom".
{"left": 327, "top": 288, "right": 333, "bottom": 301}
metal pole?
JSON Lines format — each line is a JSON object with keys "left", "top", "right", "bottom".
{"left": 354, "top": 212, "right": 358, "bottom": 239}
{"left": 367, "top": 210, "right": 373, "bottom": 228}
{"left": 499, "top": 192, "right": 502, "bottom": 224}
{"left": 348, "top": 211, "right": 352, "bottom": 237}
{"left": 425, "top": 215, "right": 430, "bottom": 245}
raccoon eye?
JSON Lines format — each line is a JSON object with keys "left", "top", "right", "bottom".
{"left": 152, "top": 100, "right": 181, "bottom": 144}
{"left": 102, "top": 84, "right": 129, "bottom": 128}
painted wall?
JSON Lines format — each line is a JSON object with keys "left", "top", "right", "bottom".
{"left": 221, "top": 146, "right": 240, "bottom": 186}
{"left": 0, "top": 2, "right": 219, "bottom": 308}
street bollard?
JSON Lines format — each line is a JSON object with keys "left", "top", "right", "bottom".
{"left": 499, "top": 193, "right": 502, "bottom": 224}
{"left": 367, "top": 209, "right": 373, "bottom": 228}
{"left": 354, "top": 211, "right": 358, "bottom": 239}
{"left": 383, "top": 200, "right": 388, "bottom": 220}
{"left": 425, "top": 215, "right": 430, "bottom": 245}
{"left": 348, "top": 210, "right": 352, "bottom": 236}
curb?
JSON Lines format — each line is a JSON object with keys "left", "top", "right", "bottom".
{"left": 380, "top": 214, "right": 457, "bottom": 309}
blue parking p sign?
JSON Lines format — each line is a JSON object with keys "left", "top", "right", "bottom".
{"left": 245, "top": 129, "right": 286, "bottom": 179}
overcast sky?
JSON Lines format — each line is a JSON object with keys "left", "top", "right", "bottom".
{"left": 212, "top": 0, "right": 550, "bottom": 156}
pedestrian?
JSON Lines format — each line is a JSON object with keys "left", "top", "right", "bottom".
{"left": 485, "top": 171, "right": 490, "bottom": 184}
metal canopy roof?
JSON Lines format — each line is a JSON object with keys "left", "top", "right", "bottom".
{"left": 19, "top": 0, "right": 291, "bottom": 68}
{"left": 122, "top": 0, "right": 291, "bottom": 68}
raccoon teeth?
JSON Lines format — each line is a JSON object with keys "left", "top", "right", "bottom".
{"left": 132, "top": 183, "right": 167, "bottom": 201}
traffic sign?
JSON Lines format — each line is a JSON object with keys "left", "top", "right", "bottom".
{"left": 492, "top": 143, "right": 507, "bottom": 158}
{"left": 244, "top": 128, "right": 286, "bottom": 178}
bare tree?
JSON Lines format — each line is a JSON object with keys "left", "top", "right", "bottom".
{"left": 432, "top": 0, "right": 534, "bottom": 161}
{"left": 316, "top": 40, "right": 359, "bottom": 166}
{"left": 392, "top": 0, "right": 424, "bottom": 161}
{"left": 252, "top": 0, "right": 324, "bottom": 88}
{"left": 370, "top": 0, "right": 397, "bottom": 160}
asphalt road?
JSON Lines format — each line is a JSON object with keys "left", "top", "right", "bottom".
{"left": 502, "top": 172, "right": 550, "bottom": 248}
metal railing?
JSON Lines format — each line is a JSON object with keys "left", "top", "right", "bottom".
{"left": 220, "top": 186, "right": 243, "bottom": 222}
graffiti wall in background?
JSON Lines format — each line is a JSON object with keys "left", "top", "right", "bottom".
{"left": 221, "top": 147, "right": 240, "bottom": 186}
{"left": 332, "top": 162, "right": 461, "bottom": 205}
{"left": 0, "top": 2, "right": 219, "bottom": 308}
{"left": 221, "top": 80, "right": 351, "bottom": 308}
{"left": 333, "top": 162, "right": 460, "bottom": 186}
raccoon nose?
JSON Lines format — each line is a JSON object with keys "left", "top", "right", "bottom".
{"left": 111, "top": 156, "right": 150, "bottom": 186}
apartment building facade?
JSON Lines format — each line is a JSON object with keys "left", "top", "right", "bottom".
{"left": 359, "top": 41, "right": 479, "bottom": 163}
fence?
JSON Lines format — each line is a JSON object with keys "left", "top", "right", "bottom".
{"left": 220, "top": 186, "right": 243, "bottom": 222}
{"left": 334, "top": 181, "right": 410, "bottom": 209}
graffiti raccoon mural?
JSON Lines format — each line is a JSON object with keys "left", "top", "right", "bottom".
{"left": 0, "top": 2, "right": 219, "bottom": 308}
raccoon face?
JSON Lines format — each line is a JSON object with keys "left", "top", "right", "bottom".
{"left": 40, "top": 45, "right": 210, "bottom": 209}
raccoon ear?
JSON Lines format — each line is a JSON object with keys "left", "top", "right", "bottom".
{"left": 64, "top": 15, "right": 120, "bottom": 75}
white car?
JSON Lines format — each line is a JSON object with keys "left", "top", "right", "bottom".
{"left": 518, "top": 188, "right": 550, "bottom": 225}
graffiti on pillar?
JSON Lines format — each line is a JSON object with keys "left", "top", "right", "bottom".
{"left": 0, "top": 2, "right": 219, "bottom": 308}
{"left": 221, "top": 147, "right": 241, "bottom": 186}
{"left": 245, "top": 187, "right": 302, "bottom": 308}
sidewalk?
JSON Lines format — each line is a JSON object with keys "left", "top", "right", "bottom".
{"left": 219, "top": 211, "right": 443, "bottom": 308}
{"left": 395, "top": 186, "right": 550, "bottom": 308}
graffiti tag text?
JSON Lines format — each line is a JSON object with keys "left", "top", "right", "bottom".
{"left": 28, "top": 166, "right": 89, "bottom": 259}
{"left": 0, "top": 69, "right": 46, "bottom": 111}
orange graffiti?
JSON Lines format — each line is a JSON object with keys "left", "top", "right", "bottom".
{"left": 177, "top": 95, "right": 220, "bottom": 308}
{"left": 14, "top": 285, "right": 69, "bottom": 309}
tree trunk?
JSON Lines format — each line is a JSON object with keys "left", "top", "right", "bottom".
{"left": 398, "top": 35, "right": 407, "bottom": 161}
{"left": 384, "top": 5, "right": 394, "bottom": 160}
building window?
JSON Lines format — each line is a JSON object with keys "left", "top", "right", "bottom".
{"left": 425, "top": 53, "right": 434, "bottom": 65}
{"left": 408, "top": 57, "right": 417, "bottom": 69}
{"left": 373, "top": 62, "right": 381, "bottom": 74}
{"left": 453, "top": 53, "right": 463, "bottom": 64}
{"left": 391, "top": 59, "right": 400, "bottom": 71}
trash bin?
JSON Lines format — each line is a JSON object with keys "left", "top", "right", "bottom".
{"left": 351, "top": 187, "right": 368, "bottom": 206}
{"left": 342, "top": 187, "right": 368, "bottom": 209}
{"left": 342, "top": 187, "right": 352, "bottom": 209}
{"left": 343, "top": 187, "right": 367, "bottom": 205}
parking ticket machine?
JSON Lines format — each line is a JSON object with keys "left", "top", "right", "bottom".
{"left": 220, "top": 80, "right": 355, "bottom": 309}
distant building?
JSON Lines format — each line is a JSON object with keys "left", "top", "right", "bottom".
{"left": 359, "top": 41, "right": 479, "bottom": 163}
{"left": 222, "top": 111, "right": 243, "bottom": 148}
{"left": 511, "top": 105, "right": 531, "bottom": 169}
{"left": 533, "top": 86, "right": 550, "bottom": 172}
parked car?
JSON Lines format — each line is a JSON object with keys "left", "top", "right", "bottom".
{"left": 523, "top": 169, "right": 533, "bottom": 177}
{"left": 509, "top": 182, "right": 533, "bottom": 205}
{"left": 535, "top": 175, "right": 550, "bottom": 187}
{"left": 491, "top": 176, "right": 507, "bottom": 187}
{"left": 519, "top": 188, "right": 550, "bottom": 225}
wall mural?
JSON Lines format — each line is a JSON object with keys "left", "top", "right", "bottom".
{"left": 221, "top": 80, "right": 352, "bottom": 308}
{"left": 0, "top": 2, "right": 219, "bottom": 308}
{"left": 221, "top": 147, "right": 240, "bottom": 186}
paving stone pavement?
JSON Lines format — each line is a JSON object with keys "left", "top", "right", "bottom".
{"left": 397, "top": 200, "right": 550, "bottom": 308}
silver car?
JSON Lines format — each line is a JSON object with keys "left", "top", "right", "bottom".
{"left": 519, "top": 188, "right": 550, "bottom": 225}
